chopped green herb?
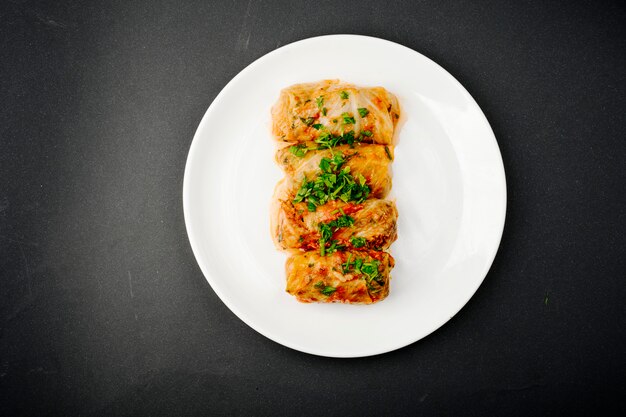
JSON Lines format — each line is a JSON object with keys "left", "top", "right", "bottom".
{"left": 361, "top": 130, "right": 373, "bottom": 137}
{"left": 316, "top": 96, "right": 324, "bottom": 109}
{"left": 315, "top": 131, "right": 357, "bottom": 149}
{"left": 360, "top": 261, "right": 379, "bottom": 277}
{"left": 319, "top": 223, "right": 332, "bottom": 242}
{"left": 342, "top": 256, "right": 359, "bottom": 273}
{"left": 355, "top": 258, "right": 363, "bottom": 271}
{"left": 300, "top": 117, "right": 315, "bottom": 126}
{"left": 319, "top": 157, "right": 331, "bottom": 173}
{"left": 314, "top": 281, "right": 337, "bottom": 296}
{"left": 322, "top": 107, "right": 328, "bottom": 116}
{"left": 339, "top": 91, "right": 349, "bottom": 99}
{"left": 342, "top": 112, "right": 355, "bottom": 125}
{"left": 342, "top": 257, "right": 383, "bottom": 287}
{"left": 384, "top": 146, "right": 392, "bottom": 160}
{"left": 351, "top": 236, "right": 367, "bottom": 248}
{"left": 334, "top": 214, "right": 355, "bottom": 228}
{"left": 318, "top": 214, "right": 355, "bottom": 255}
{"left": 358, "top": 108, "right": 369, "bottom": 118}
{"left": 323, "top": 239, "right": 344, "bottom": 256}
{"left": 342, "top": 253, "right": 353, "bottom": 273}
{"left": 289, "top": 144, "right": 309, "bottom": 157}
{"left": 293, "top": 152, "right": 370, "bottom": 211}
{"left": 312, "top": 123, "right": 323, "bottom": 130}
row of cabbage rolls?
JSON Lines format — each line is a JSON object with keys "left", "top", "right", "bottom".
{"left": 271, "top": 80, "right": 400, "bottom": 304}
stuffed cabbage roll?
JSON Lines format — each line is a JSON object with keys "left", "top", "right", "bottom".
{"left": 272, "top": 198, "right": 398, "bottom": 252}
{"left": 271, "top": 80, "right": 400, "bottom": 145}
{"left": 285, "top": 250, "right": 394, "bottom": 304}
{"left": 275, "top": 143, "right": 393, "bottom": 201}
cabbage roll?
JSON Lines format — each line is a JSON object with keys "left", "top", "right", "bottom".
{"left": 271, "top": 80, "right": 400, "bottom": 145}
{"left": 275, "top": 143, "right": 393, "bottom": 201}
{"left": 285, "top": 250, "right": 394, "bottom": 304}
{"left": 272, "top": 198, "right": 398, "bottom": 252}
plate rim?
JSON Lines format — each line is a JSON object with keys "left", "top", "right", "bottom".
{"left": 183, "top": 34, "right": 507, "bottom": 357}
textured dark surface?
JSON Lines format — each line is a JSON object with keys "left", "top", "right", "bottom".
{"left": 1, "top": 0, "right": 625, "bottom": 415}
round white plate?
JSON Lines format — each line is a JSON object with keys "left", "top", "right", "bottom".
{"left": 183, "top": 35, "right": 506, "bottom": 357}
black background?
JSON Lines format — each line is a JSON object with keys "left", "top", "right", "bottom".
{"left": 1, "top": 1, "right": 625, "bottom": 416}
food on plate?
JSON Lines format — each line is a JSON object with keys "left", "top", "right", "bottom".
{"left": 275, "top": 142, "right": 393, "bottom": 200}
{"left": 285, "top": 250, "right": 394, "bottom": 304}
{"left": 270, "top": 80, "right": 400, "bottom": 304}
{"left": 271, "top": 198, "right": 398, "bottom": 252}
{"left": 271, "top": 80, "right": 400, "bottom": 145}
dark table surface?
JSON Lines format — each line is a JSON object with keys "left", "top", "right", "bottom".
{"left": 1, "top": 1, "right": 625, "bottom": 416}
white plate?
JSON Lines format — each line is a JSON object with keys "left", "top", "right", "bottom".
{"left": 183, "top": 35, "right": 506, "bottom": 357}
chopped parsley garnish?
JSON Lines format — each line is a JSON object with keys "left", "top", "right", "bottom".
{"left": 358, "top": 108, "right": 369, "bottom": 118}
{"left": 342, "top": 112, "right": 355, "bottom": 125}
{"left": 312, "top": 123, "right": 323, "bottom": 130}
{"left": 300, "top": 117, "right": 315, "bottom": 126}
{"left": 342, "top": 256, "right": 383, "bottom": 289}
{"left": 341, "top": 253, "right": 360, "bottom": 273}
{"left": 361, "top": 130, "right": 373, "bottom": 137}
{"left": 315, "top": 130, "right": 357, "bottom": 148}
{"left": 322, "top": 107, "right": 328, "bottom": 116}
{"left": 314, "top": 281, "right": 337, "bottom": 296}
{"left": 384, "top": 146, "right": 392, "bottom": 160}
{"left": 350, "top": 236, "right": 366, "bottom": 248}
{"left": 334, "top": 214, "right": 355, "bottom": 228}
{"left": 318, "top": 215, "right": 354, "bottom": 256}
{"left": 316, "top": 96, "right": 324, "bottom": 109}
{"left": 319, "top": 239, "right": 345, "bottom": 256}
{"left": 292, "top": 152, "right": 370, "bottom": 211}
{"left": 289, "top": 144, "right": 309, "bottom": 157}
{"left": 360, "top": 260, "right": 380, "bottom": 278}
{"left": 319, "top": 157, "right": 332, "bottom": 172}
{"left": 319, "top": 223, "right": 332, "bottom": 243}
{"left": 339, "top": 91, "right": 349, "bottom": 99}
